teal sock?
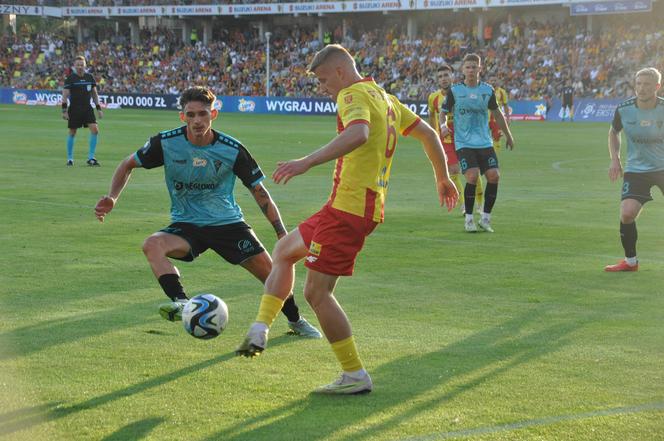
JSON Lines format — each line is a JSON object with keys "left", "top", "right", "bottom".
{"left": 67, "top": 135, "right": 75, "bottom": 161}
{"left": 88, "top": 133, "right": 98, "bottom": 160}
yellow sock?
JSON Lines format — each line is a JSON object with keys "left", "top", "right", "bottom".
{"left": 475, "top": 175, "right": 484, "bottom": 209}
{"left": 331, "top": 336, "right": 363, "bottom": 372}
{"left": 255, "top": 294, "right": 284, "bottom": 327}
{"left": 450, "top": 173, "right": 464, "bottom": 206}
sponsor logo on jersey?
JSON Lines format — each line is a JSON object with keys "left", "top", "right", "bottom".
{"left": 173, "top": 180, "right": 217, "bottom": 191}
{"left": 305, "top": 256, "right": 318, "bottom": 263}
{"left": 640, "top": 120, "right": 652, "bottom": 127}
{"left": 309, "top": 241, "right": 322, "bottom": 256}
{"left": 173, "top": 159, "right": 187, "bottom": 164}
{"left": 193, "top": 158, "right": 207, "bottom": 167}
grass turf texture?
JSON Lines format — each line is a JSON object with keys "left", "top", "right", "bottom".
{"left": 1, "top": 104, "right": 663, "bottom": 441}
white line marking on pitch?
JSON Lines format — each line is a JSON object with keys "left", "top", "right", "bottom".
{"left": 552, "top": 157, "right": 602, "bottom": 171}
{"left": 400, "top": 401, "right": 664, "bottom": 441}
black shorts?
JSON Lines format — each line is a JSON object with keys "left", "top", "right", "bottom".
{"left": 159, "top": 221, "right": 266, "bottom": 264}
{"left": 68, "top": 106, "right": 97, "bottom": 129}
{"left": 457, "top": 147, "right": 499, "bottom": 175}
{"left": 621, "top": 171, "right": 664, "bottom": 204}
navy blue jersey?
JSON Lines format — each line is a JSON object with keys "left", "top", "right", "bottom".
{"left": 64, "top": 72, "right": 97, "bottom": 108}
{"left": 441, "top": 82, "right": 498, "bottom": 150}
{"left": 134, "top": 126, "right": 265, "bottom": 226}
{"left": 612, "top": 97, "right": 664, "bottom": 173}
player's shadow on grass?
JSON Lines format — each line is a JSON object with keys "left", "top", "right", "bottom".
{"left": 0, "top": 299, "right": 173, "bottom": 361}
{"left": 100, "top": 417, "right": 164, "bottom": 441}
{"left": 202, "top": 310, "right": 584, "bottom": 441}
{"left": 0, "top": 336, "right": 293, "bottom": 438}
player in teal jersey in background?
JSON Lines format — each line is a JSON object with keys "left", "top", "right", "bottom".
{"left": 440, "top": 53, "right": 514, "bottom": 233}
{"left": 605, "top": 68, "right": 664, "bottom": 272}
{"left": 94, "top": 86, "right": 321, "bottom": 338}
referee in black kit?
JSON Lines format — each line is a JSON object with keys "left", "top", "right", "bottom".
{"left": 61, "top": 55, "right": 103, "bottom": 166}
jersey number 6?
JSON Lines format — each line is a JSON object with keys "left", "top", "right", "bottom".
{"left": 384, "top": 106, "right": 398, "bottom": 158}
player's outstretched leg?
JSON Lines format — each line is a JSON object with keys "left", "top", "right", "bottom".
{"left": 236, "top": 294, "right": 283, "bottom": 357}
{"left": 158, "top": 299, "right": 187, "bottom": 321}
{"left": 313, "top": 371, "right": 373, "bottom": 395}
{"left": 288, "top": 318, "right": 323, "bottom": 338}
{"left": 280, "top": 295, "right": 322, "bottom": 338}
{"left": 236, "top": 322, "right": 269, "bottom": 357}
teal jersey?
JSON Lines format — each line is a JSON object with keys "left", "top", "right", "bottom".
{"left": 441, "top": 82, "right": 498, "bottom": 150}
{"left": 612, "top": 97, "right": 664, "bottom": 173}
{"left": 134, "top": 126, "right": 265, "bottom": 226}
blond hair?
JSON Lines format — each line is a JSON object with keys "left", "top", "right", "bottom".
{"left": 636, "top": 67, "right": 662, "bottom": 84}
{"left": 307, "top": 44, "right": 353, "bottom": 73}
{"left": 462, "top": 53, "right": 482, "bottom": 65}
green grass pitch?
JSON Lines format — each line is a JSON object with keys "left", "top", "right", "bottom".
{"left": 1, "top": 104, "right": 663, "bottom": 440}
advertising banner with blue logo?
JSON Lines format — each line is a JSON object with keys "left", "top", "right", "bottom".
{"left": 1, "top": 88, "right": 179, "bottom": 110}
{"left": 572, "top": 99, "right": 622, "bottom": 122}
{"left": 1, "top": 88, "right": 620, "bottom": 122}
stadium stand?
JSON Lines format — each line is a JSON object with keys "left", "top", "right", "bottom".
{"left": 1, "top": 13, "right": 662, "bottom": 100}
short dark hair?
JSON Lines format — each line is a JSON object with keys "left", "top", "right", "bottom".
{"left": 179, "top": 86, "right": 216, "bottom": 109}
{"left": 438, "top": 64, "right": 454, "bottom": 73}
{"left": 462, "top": 53, "right": 481, "bottom": 65}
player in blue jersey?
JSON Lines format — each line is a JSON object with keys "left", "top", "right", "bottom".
{"left": 605, "top": 68, "right": 664, "bottom": 272}
{"left": 61, "top": 56, "right": 103, "bottom": 167}
{"left": 93, "top": 86, "right": 321, "bottom": 337}
{"left": 440, "top": 53, "right": 514, "bottom": 233}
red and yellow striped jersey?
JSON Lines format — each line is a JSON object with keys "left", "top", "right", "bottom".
{"left": 330, "top": 78, "right": 420, "bottom": 223}
{"left": 428, "top": 89, "right": 454, "bottom": 143}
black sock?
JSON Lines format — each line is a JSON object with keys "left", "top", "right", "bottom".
{"left": 158, "top": 273, "right": 188, "bottom": 301}
{"left": 464, "top": 183, "right": 476, "bottom": 214}
{"left": 483, "top": 182, "right": 498, "bottom": 213}
{"left": 620, "top": 222, "right": 637, "bottom": 258}
{"left": 281, "top": 295, "right": 300, "bottom": 322}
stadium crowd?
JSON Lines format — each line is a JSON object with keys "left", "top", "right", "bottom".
{"left": 2, "top": 19, "right": 663, "bottom": 100}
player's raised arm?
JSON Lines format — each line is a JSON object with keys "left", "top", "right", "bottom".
{"left": 272, "top": 123, "right": 369, "bottom": 184}
{"left": 407, "top": 120, "right": 459, "bottom": 211}
{"left": 95, "top": 155, "right": 138, "bottom": 222}
{"left": 250, "top": 183, "right": 287, "bottom": 238}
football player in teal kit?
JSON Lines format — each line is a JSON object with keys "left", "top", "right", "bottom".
{"left": 94, "top": 86, "right": 321, "bottom": 338}
{"left": 605, "top": 68, "right": 664, "bottom": 272}
{"left": 440, "top": 53, "right": 514, "bottom": 233}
